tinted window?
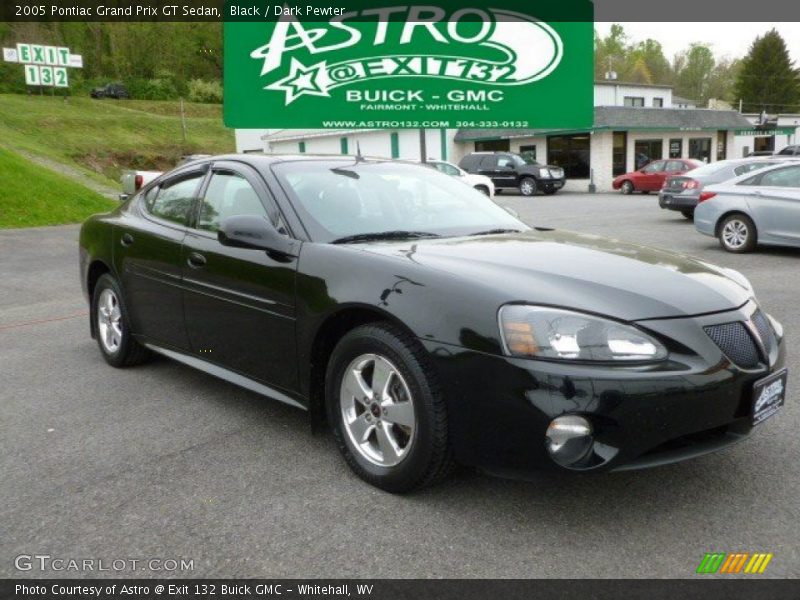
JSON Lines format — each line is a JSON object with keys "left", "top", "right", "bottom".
{"left": 146, "top": 174, "right": 204, "bottom": 225}
{"left": 459, "top": 155, "right": 480, "bottom": 171}
{"left": 777, "top": 146, "right": 798, "bottom": 156}
{"left": 758, "top": 166, "right": 800, "bottom": 187}
{"left": 479, "top": 156, "right": 496, "bottom": 170}
{"left": 642, "top": 161, "right": 665, "bottom": 174}
{"left": 197, "top": 172, "right": 267, "bottom": 232}
{"left": 496, "top": 156, "right": 514, "bottom": 169}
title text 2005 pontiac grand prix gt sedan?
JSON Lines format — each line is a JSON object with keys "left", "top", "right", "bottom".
{"left": 79, "top": 155, "right": 788, "bottom": 492}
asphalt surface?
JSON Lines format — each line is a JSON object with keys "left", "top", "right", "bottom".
{"left": 1, "top": 193, "right": 798, "bottom": 579}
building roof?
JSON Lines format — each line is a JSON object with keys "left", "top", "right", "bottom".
{"left": 263, "top": 128, "right": 379, "bottom": 141}
{"left": 672, "top": 95, "right": 697, "bottom": 105}
{"left": 594, "top": 80, "right": 673, "bottom": 89}
{"left": 454, "top": 107, "right": 754, "bottom": 141}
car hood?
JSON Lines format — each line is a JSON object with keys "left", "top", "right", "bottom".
{"left": 362, "top": 230, "right": 752, "bottom": 321}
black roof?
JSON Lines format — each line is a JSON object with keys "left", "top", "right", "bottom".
{"left": 454, "top": 107, "right": 753, "bottom": 142}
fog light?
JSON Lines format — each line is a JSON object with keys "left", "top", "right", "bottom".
{"left": 545, "top": 415, "right": 593, "bottom": 467}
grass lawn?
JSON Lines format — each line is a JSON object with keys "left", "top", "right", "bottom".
{"left": 0, "top": 94, "right": 234, "bottom": 187}
{"left": 0, "top": 148, "right": 116, "bottom": 228}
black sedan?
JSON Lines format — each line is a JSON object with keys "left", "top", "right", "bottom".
{"left": 79, "top": 155, "right": 787, "bottom": 492}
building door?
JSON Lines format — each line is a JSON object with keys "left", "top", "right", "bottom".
{"left": 717, "top": 131, "right": 727, "bottom": 161}
{"left": 612, "top": 132, "right": 627, "bottom": 177}
{"left": 689, "top": 138, "right": 712, "bottom": 162}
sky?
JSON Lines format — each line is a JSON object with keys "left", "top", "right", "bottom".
{"left": 595, "top": 22, "right": 800, "bottom": 63}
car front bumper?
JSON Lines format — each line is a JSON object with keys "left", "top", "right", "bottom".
{"left": 541, "top": 178, "right": 566, "bottom": 191}
{"left": 422, "top": 303, "right": 786, "bottom": 476}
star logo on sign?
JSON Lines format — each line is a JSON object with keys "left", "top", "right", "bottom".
{"left": 266, "top": 58, "right": 330, "bottom": 105}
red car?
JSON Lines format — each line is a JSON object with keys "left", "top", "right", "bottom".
{"left": 613, "top": 159, "right": 703, "bottom": 194}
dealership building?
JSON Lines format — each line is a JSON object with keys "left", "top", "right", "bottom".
{"left": 235, "top": 81, "right": 798, "bottom": 192}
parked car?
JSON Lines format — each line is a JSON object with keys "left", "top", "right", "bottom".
{"left": 417, "top": 159, "right": 494, "bottom": 197}
{"left": 459, "top": 151, "right": 565, "bottom": 196}
{"left": 80, "top": 155, "right": 785, "bottom": 492}
{"left": 659, "top": 158, "right": 779, "bottom": 219}
{"left": 90, "top": 83, "right": 130, "bottom": 99}
{"left": 613, "top": 159, "right": 703, "bottom": 195}
{"left": 695, "top": 161, "right": 800, "bottom": 252}
{"left": 747, "top": 150, "right": 777, "bottom": 157}
{"left": 776, "top": 145, "right": 800, "bottom": 156}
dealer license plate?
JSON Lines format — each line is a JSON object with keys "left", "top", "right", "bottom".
{"left": 752, "top": 368, "right": 787, "bottom": 426}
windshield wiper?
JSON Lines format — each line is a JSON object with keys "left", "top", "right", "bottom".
{"left": 468, "top": 228, "right": 522, "bottom": 236}
{"left": 331, "top": 230, "right": 441, "bottom": 244}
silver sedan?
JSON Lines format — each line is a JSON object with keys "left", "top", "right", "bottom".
{"left": 695, "top": 162, "right": 800, "bottom": 252}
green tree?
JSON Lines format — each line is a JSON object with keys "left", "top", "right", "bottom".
{"left": 674, "top": 44, "right": 715, "bottom": 106}
{"left": 734, "top": 29, "right": 800, "bottom": 113}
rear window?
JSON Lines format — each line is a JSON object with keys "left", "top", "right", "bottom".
{"left": 459, "top": 155, "right": 481, "bottom": 171}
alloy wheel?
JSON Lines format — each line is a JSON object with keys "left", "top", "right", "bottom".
{"left": 339, "top": 353, "right": 416, "bottom": 467}
{"left": 97, "top": 288, "right": 123, "bottom": 354}
{"left": 520, "top": 179, "right": 536, "bottom": 196}
{"left": 722, "top": 219, "right": 749, "bottom": 250}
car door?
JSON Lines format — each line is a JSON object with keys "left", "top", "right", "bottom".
{"left": 638, "top": 160, "right": 666, "bottom": 191}
{"left": 180, "top": 161, "right": 299, "bottom": 391}
{"left": 483, "top": 155, "right": 516, "bottom": 188}
{"left": 746, "top": 165, "right": 800, "bottom": 244}
{"left": 115, "top": 167, "right": 208, "bottom": 350}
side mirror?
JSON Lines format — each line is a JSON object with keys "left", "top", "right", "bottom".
{"left": 218, "top": 215, "right": 297, "bottom": 258}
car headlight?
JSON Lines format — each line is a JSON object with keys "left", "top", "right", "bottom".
{"left": 540, "top": 168, "right": 552, "bottom": 179}
{"left": 499, "top": 305, "right": 667, "bottom": 362}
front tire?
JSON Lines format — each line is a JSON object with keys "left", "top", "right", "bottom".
{"left": 474, "top": 185, "right": 490, "bottom": 196}
{"left": 92, "top": 273, "right": 151, "bottom": 367}
{"left": 326, "top": 323, "right": 453, "bottom": 493}
{"left": 620, "top": 180, "right": 634, "bottom": 195}
{"left": 719, "top": 214, "right": 757, "bottom": 253}
{"left": 519, "top": 177, "right": 537, "bottom": 196}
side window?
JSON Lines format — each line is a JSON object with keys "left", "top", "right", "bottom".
{"left": 147, "top": 173, "right": 204, "bottom": 225}
{"left": 436, "top": 162, "right": 460, "bottom": 176}
{"left": 479, "top": 156, "right": 496, "bottom": 170}
{"left": 496, "top": 156, "right": 514, "bottom": 169}
{"left": 665, "top": 161, "right": 685, "bottom": 172}
{"left": 733, "top": 163, "right": 769, "bottom": 177}
{"left": 642, "top": 161, "right": 665, "bottom": 174}
{"left": 758, "top": 166, "right": 800, "bottom": 187}
{"left": 197, "top": 172, "right": 267, "bottom": 233}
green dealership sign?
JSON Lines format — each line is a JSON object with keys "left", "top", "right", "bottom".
{"left": 223, "top": 2, "right": 593, "bottom": 128}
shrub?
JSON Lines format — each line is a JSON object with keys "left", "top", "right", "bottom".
{"left": 187, "top": 78, "right": 223, "bottom": 104}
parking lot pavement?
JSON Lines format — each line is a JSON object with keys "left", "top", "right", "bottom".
{"left": 1, "top": 195, "right": 798, "bottom": 579}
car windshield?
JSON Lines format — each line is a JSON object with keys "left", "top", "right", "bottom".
{"left": 684, "top": 162, "right": 730, "bottom": 178}
{"left": 272, "top": 160, "right": 527, "bottom": 243}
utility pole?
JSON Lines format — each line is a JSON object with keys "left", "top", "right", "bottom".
{"left": 419, "top": 128, "right": 427, "bottom": 162}
{"left": 179, "top": 97, "right": 188, "bottom": 144}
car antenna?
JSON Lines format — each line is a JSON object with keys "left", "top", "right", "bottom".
{"left": 355, "top": 141, "right": 364, "bottom": 163}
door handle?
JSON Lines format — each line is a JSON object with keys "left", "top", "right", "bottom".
{"left": 120, "top": 233, "right": 134, "bottom": 247}
{"left": 187, "top": 252, "right": 207, "bottom": 269}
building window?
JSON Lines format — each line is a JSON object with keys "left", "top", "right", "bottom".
{"left": 634, "top": 139, "right": 663, "bottom": 169}
{"left": 547, "top": 134, "right": 591, "bottom": 178}
{"left": 298, "top": 141, "right": 306, "bottom": 154}
{"left": 340, "top": 137, "right": 348, "bottom": 155}
{"left": 475, "top": 139, "right": 510, "bottom": 152}
{"left": 689, "top": 138, "right": 712, "bottom": 162}
{"left": 624, "top": 96, "right": 645, "bottom": 107}
{"left": 612, "top": 131, "right": 627, "bottom": 177}
{"left": 390, "top": 132, "right": 400, "bottom": 159}
{"left": 653, "top": 97, "right": 664, "bottom": 108}
{"left": 717, "top": 130, "right": 727, "bottom": 161}
{"left": 754, "top": 136, "right": 776, "bottom": 153}
{"left": 519, "top": 144, "right": 537, "bottom": 162}
{"left": 669, "top": 138, "right": 682, "bottom": 158}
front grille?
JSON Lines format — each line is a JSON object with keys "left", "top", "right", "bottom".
{"left": 704, "top": 322, "right": 760, "bottom": 368}
{"left": 751, "top": 309, "right": 774, "bottom": 355}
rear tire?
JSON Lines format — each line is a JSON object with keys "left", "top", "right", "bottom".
{"left": 474, "top": 185, "right": 490, "bottom": 196}
{"left": 718, "top": 213, "right": 757, "bottom": 253}
{"left": 519, "top": 177, "right": 537, "bottom": 197}
{"left": 92, "top": 273, "right": 151, "bottom": 367}
{"left": 326, "top": 323, "right": 453, "bottom": 493}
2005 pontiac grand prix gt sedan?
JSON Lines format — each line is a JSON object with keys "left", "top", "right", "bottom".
{"left": 79, "top": 155, "right": 788, "bottom": 492}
